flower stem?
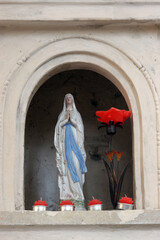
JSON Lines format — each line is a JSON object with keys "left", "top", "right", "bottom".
{"left": 108, "top": 135, "right": 112, "bottom": 152}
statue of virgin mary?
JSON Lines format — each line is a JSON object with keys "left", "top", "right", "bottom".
{"left": 54, "top": 93, "right": 87, "bottom": 208}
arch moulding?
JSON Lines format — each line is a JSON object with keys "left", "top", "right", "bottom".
{"left": 0, "top": 38, "right": 159, "bottom": 210}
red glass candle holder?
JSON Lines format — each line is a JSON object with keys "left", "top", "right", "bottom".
{"left": 88, "top": 199, "right": 103, "bottom": 211}
{"left": 60, "top": 200, "right": 74, "bottom": 211}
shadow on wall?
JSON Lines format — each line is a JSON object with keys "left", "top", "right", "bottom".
{"left": 24, "top": 69, "right": 133, "bottom": 210}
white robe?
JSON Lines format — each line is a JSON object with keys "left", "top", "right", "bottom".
{"left": 54, "top": 95, "right": 86, "bottom": 201}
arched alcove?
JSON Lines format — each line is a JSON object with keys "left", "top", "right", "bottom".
{"left": 25, "top": 69, "right": 133, "bottom": 210}
{"left": 0, "top": 38, "right": 158, "bottom": 210}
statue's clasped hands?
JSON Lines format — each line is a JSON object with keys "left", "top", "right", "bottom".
{"left": 66, "top": 110, "right": 77, "bottom": 129}
{"left": 67, "top": 109, "right": 74, "bottom": 121}
{"left": 66, "top": 110, "right": 70, "bottom": 121}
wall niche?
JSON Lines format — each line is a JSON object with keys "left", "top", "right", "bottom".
{"left": 24, "top": 69, "right": 133, "bottom": 210}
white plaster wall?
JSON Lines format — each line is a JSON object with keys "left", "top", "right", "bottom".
{"left": 0, "top": 24, "right": 160, "bottom": 98}
{"left": 0, "top": 225, "right": 159, "bottom": 240}
{"left": 0, "top": 0, "right": 159, "bottom": 211}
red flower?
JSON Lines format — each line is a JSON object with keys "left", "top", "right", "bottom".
{"left": 120, "top": 196, "right": 133, "bottom": 204}
{"left": 96, "top": 107, "right": 131, "bottom": 125}
{"left": 88, "top": 199, "right": 102, "bottom": 206}
{"left": 116, "top": 151, "right": 123, "bottom": 162}
{"left": 106, "top": 151, "right": 115, "bottom": 162}
{"left": 34, "top": 200, "right": 48, "bottom": 206}
{"left": 60, "top": 200, "right": 74, "bottom": 206}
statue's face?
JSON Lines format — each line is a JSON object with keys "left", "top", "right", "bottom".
{"left": 65, "top": 94, "right": 73, "bottom": 105}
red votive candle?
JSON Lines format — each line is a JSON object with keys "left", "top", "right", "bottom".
{"left": 88, "top": 199, "right": 103, "bottom": 211}
{"left": 60, "top": 200, "right": 74, "bottom": 206}
{"left": 60, "top": 200, "right": 74, "bottom": 211}
{"left": 88, "top": 199, "right": 102, "bottom": 206}
{"left": 34, "top": 200, "right": 48, "bottom": 206}
{"left": 119, "top": 196, "right": 133, "bottom": 205}
{"left": 33, "top": 199, "right": 47, "bottom": 211}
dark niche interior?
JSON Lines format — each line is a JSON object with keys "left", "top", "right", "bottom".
{"left": 25, "top": 69, "right": 133, "bottom": 210}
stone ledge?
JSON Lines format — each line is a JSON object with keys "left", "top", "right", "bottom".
{"left": 0, "top": 1, "right": 160, "bottom": 26}
{"left": 0, "top": 210, "right": 160, "bottom": 226}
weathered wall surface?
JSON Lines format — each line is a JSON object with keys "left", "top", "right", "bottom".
{"left": 0, "top": 0, "right": 160, "bottom": 239}
{"left": 0, "top": 0, "right": 159, "bottom": 213}
{"left": 0, "top": 225, "right": 160, "bottom": 240}
{"left": 0, "top": 24, "right": 160, "bottom": 95}
{"left": 0, "top": 210, "right": 160, "bottom": 240}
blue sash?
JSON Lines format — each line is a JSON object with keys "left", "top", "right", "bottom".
{"left": 65, "top": 123, "right": 87, "bottom": 183}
